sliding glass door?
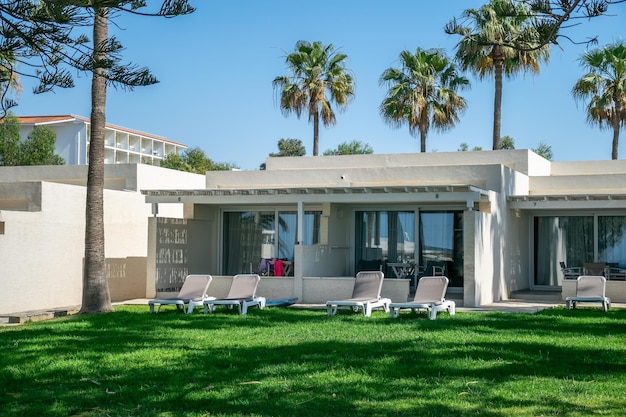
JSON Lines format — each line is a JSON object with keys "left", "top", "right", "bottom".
{"left": 355, "top": 210, "right": 463, "bottom": 287}
{"left": 534, "top": 214, "right": 626, "bottom": 286}
{"left": 222, "top": 210, "right": 321, "bottom": 276}
{"left": 355, "top": 211, "right": 415, "bottom": 271}
{"left": 419, "top": 211, "right": 464, "bottom": 287}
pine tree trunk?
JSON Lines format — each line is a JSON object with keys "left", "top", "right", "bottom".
{"left": 81, "top": 6, "right": 112, "bottom": 314}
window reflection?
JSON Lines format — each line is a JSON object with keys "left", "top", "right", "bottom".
{"left": 222, "top": 210, "right": 320, "bottom": 276}
{"left": 355, "top": 210, "right": 463, "bottom": 287}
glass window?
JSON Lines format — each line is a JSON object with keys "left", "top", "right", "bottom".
{"left": 355, "top": 210, "right": 463, "bottom": 286}
{"left": 598, "top": 216, "right": 626, "bottom": 266}
{"left": 534, "top": 216, "right": 594, "bottom": 286}
{"left": 277, "top": 211, "right": 321, "bottom": 260}
{"left": 355, "top": 211, "right": 415, "bottom": 273}
{"left": 533, "top": 215, "right": 626, "bottom": 285}
{"left": 222, "top": 210, "right": 321, "bottom": 275}
{"left": 419, "top": 211, "right": 464, "bottom": 287}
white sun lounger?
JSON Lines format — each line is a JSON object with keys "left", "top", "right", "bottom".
{"left": 149, "top": 274, "right": 214, "bottom": 314}
{"left": 203, "top": 274, "right": 266, "bottom": 315}
{"left": 389, "top": 276, "right": 455, "bottom": 320}
{"left": 566, "top": 275, "right": 611, "bottom": 312}
{"left": 326, "top": 271, "right": 391, "bottom": 317}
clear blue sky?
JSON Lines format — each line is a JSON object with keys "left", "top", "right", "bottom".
{"left": 13, "top": 1, "right": 626, "bottom": 170}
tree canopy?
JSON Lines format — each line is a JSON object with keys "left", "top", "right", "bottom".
{"left": 572, "top": 41, "right": 626, "bottom": 159}
{"left": 533, "top": 141, "right": 553, "bottom": 160}
{"left": 273, "top": 40, "right": 355, "bottom": 156}
{"left": 323, "top": 140, "right": 374, "bottom": 155}
{"left": 0, "top": 114, "right": 64, "bottom": 165}
{"left": 379, "top": 48, "right": 468, "bottom": 152}
{"left": 161, "top": 147, "right": 237, "bottom": 174}
{"left": 269, "top": 138, "right": 307, "bottom": 158}
{"left": 447, "top": 0, "right": 550, "bottom": 150}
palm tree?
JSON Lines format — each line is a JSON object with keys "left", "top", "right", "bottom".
{"left": 379, "top": 48, "right": 469, "bottom": 153}
{"left": 446, "top": 0, "right": 550, "bottom": 150}
{"left": 572, "top": 42, "right": 626, "bottom": 160}
{"left": 273, "top": 40, "right": 355, "bottom": 156}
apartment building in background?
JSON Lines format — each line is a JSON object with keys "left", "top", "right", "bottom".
{"left": 17, "top": 115, "right": 186, "bottom": 166}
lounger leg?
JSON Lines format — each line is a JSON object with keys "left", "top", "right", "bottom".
{"left": 364, "top": 305, "right": 371, "bottom": 317}
{"left": 429, "top": 305, "right": 437, "bottom": 320}
{"left": 149, "top": 303, "right": 155, "bottom": 314}
{"left": 327, "top": 305, "right": 337, "bottom": 316}
{"left": 240, "top": 302, "right": 246, "bottom": 315}
{"left": 565, "top": 300, "right": 571, "bottom": 310}
{"left": 448, "top": 303, "right": 456, "bottom": 316}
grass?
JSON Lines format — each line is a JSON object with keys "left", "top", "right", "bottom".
{"left": 1, "top": 305, "right": 626, "bottom": 416}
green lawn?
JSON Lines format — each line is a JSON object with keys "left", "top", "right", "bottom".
{"left": 1, "top": 305, "right": 625, "bottom": 416}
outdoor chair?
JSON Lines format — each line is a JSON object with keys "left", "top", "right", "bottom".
{"left": 560, "top": 261, "right": 583, "bottom": 280}
{"left": 565, "top": 275, "right": 611, "bottom": 312}
{"left": 389, "top": 276, "right": 455, "bottom": 320}
{"left": 415, "top": 260, "right": 447, "bottom": 291}
{"left": 203, "top": 274, "right": 266, "bottom": 315}
{"left": 583, "top": 262, "right": 607, "bottom": 276}
{"left": 149, "top": 274, "right": 214, "bottom": 314}
{"left": 326, "top": 271, "right": 391, "bottom": 317}
{"left": 606, "top": 265, "right": 626, "bottom": 281}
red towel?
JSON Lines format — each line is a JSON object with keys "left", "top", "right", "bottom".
{"left": 274, "top": 260, "right": 283, "bottom": 276}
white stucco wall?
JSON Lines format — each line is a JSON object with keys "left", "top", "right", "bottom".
{"left": 0, "top": 182, "right": 85, "bottom": 314}
{"left": 0, "top": 164, "right": 205, "bottom": 315}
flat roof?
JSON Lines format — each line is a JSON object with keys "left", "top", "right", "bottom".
{"left": 142, "top": 184, "right": 491, "bottom": 208}
{"left": 508, "top": 194, "right": 626, "bottom": 209}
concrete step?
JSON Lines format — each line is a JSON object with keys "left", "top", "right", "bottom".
{"left": 1, "top": 307, "right": 80, "bottom": 324}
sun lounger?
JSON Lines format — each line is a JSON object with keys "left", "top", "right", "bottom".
{"left": 326, "top": 271, "right": 391, "bottom": 317}
{"left": 566, "top": 275, "right": 611, "bottom": 312}
{"left": 389, "top": 276, "right": 455, "bottom": 320}
{"left": 203, "top": 274, "right": 266, "bottom": 315}
{"left": 149, "top": 274, "right": 214, "bottom": 314}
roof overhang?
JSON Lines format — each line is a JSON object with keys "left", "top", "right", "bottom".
{"left": 142, "top": 184, "right": 491, "bottom": 209}
{"left": 509, "top": 194, "right": 626, "bottom": 210}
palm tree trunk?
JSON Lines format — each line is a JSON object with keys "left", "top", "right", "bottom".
{"left": 612, "top": 95, "right": 623, "bottom": 160}
{"left": 81, "top": 6, "right": 112, "bottom": 314}
{"left": 612, "top": 121, "right": 620, "bottom": 160}
{"left": 313, "top": 110, "right": 319, "bottom": 156}
{"left": 419, "top": 108, "right": 429, "bottom": 153}
{"left": 492, "top": 51, "right": 503, "bottom": 150}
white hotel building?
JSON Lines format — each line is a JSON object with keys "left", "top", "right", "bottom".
{"left": 17, "top": 115, "right": 186, "bottom": 166}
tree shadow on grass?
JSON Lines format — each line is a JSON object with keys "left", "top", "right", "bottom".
{"left": 0, "top": 306, "right": 625, "bottom": 416}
